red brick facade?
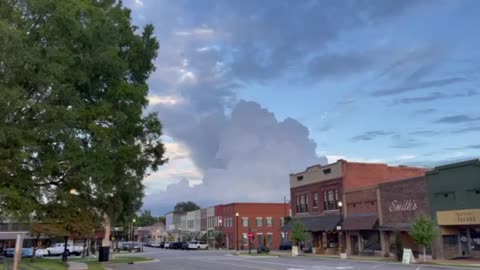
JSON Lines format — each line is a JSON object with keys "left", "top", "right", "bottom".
{"left": 218, "top": 203, "right": 289, "bottom": 250}
{"left": 343, "top": 162, "right": 427, "bottom": 191}
{"left": 291, "top": 179, "right": 342, "bottom": 216}
{"left": 345, "top": 187, "right": 378, "bottom": 216}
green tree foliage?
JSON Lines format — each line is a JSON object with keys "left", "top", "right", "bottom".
{"left": 410, "top": 215, "right": 437, "bottom": 262}
{"left": 136, "top": 210, "right": 157, "bottom": 226}
{"left": 0, "top": 0, "right": 166, "bottom": 226}
{"left": 291, "top": 221, "right": 306, "bottom": 246}
{"left": 174, "top": 201, "right": 201, "bottom": 214}
{"left": 214, "top": 231, "right": 223, "bottom": 248}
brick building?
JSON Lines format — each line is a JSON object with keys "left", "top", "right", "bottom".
{"left": 378, "top": 176, "right": 431, "bottom": 258}
{"left": 289, "top": 159, "right": 426, "bottom": 255}
{"left": 217, "top": 203, "right": 289, "bottom": 250}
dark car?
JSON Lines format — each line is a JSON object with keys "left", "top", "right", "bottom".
{"left": 169, "top": 242, "right": 183, "bottom": 249}
{"left": 279, "top": 243, "right": 292, "bottom": 250}
{"left": 159, "top": 242, "right": 165, "bottom": 248}
{"left": 181, "top": 242, "right": 189, "bottom": 250}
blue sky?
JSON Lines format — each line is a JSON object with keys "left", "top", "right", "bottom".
{"left": 124, "top": 0, "right": 480, "bottom": 214}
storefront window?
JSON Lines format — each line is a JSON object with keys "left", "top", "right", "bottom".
{"left": 471, "top": 228, "right": 480, "bottom": 251}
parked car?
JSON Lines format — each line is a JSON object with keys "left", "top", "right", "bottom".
{"left": 181, "top": 242, "right": 189, "bottom": 250}
{"left": 4, "top": 248, "right": 44, "bottom": 258}
{"left": 188, "top": 241, "right": 208, "bottom": 250}
{"left": 169, "top": 242, "right": 183, "bottom": 249}
{"left": 159, "top": 242, "right": 165, "bottom": 248}
{"left": 150, "top": 241, "right": 161, "bottom": 248}
{"left": 164, "top": 241, "right": 170, "bottom": 249}
{"left": 279, "top": 243, "right": 292, "bottom": 250}
{"left": 122, "top": 242, "right": 142, "bottom": 252}
{"left": 45, "top": 243, "right": 83, "bottom": 256}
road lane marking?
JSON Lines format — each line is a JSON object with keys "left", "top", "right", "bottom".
{"left": 217, "top": 257, "right": 338, "bottom": 269}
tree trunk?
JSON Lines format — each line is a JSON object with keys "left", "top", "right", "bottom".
{"left": 423, "top": 246, "right": 426, "bottom": 262}
{"left": 31, "top": 234, "right": 41, "bottom": 262}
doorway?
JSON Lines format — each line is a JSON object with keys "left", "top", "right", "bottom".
{"left": 459, "top": 230, "right": 470, "bottom": 257}
{"left": 350, "top": 235, "right": 359, "bottom": 255}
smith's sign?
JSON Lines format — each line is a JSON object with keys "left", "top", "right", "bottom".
{"left": 388, "top": 200, "right": 418, "bottom": 212}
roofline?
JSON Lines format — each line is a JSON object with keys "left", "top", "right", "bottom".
{"left": 427, "top": 159, "right": 480, "bottom": 174}
{"left": 290, "top": 159, "right": 344, "bottom": 176}
{"left": 378, "top": 176, "right": 425, "bottom": 187}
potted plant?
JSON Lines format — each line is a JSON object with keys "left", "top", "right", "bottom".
{"left": 291, "top": 221, "right": 306, "bottom": 256}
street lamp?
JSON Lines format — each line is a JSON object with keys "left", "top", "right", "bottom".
{"left": 179, "top": 228, "right": 182, "bottom": 242}
{"left": 337, "top": 201, "right": 343, "bottom": 254}
{"left": 131, "top": 219, "right": 136, "bottom": 252}
{"left": 235, "top": 213, "right": 239, "bottom": 252}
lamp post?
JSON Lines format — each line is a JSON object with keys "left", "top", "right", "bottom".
{"left": 337, "top": 201, "right": 343, "bottom": 254}
{"left": 179, "top": 228, "right": 182, "bottom": 242}
{"left": 131, "top": 218, "right": 136, "bottom": 252}
{"left": 218, "top": 219, "right": 222, "bottom": 249}
{"left": 235, "top": 213, "right": 239, "bottom": 252}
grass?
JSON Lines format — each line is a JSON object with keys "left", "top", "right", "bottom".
{"left": 0, "top": 256, "right": 153, "bottom": 270}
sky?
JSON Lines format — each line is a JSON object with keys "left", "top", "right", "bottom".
{"left": 123, "top": 0, "right": 480, "bottom": 215}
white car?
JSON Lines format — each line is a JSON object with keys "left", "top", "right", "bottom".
{"left": 45, "top": 243, "right": 83, "bottom": 256}
{"left": 188, "top": 241, "right": 208, "bottom": 250}
{"left": 150, "top": 241, "right": 161, "bottom": 248}
{"left": 164, "top": 242, "right": 170, "bottom": 249}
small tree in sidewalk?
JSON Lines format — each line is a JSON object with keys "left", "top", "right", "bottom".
{"left": 410, "top": 215, "right": 437, "bottom": 262}
{"left": 291, "top": 221, "right": 306, "bottom": 252}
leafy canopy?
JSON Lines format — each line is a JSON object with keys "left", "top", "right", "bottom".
{"left": 0, "top": 0, "right": 166, "bottom": 227}
{"left": 410, "top": 215, "right": 437, "bottom": 247}
{"left": 291, "top": 221, "right": 306, "bottom": 246}
{"left": 174, "top": 201, "right": 201, "bottom": 214}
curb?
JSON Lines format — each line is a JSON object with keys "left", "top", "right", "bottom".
{"left": 236, "top": 255, "right": 279, "bottom": 259}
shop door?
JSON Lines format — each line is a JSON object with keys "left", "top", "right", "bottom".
{"left": 459, "top": 230, "right": 470, "bottom": 257}
{"left": 257, "top": 234, "right": 264, "bottom": 249}
{"left": 350, "top": 235, "right": 359, "bottom": 255}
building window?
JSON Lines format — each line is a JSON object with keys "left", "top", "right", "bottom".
{"left": 313, "top": 193, "right": 318, "bottom": 208}
{"left": 280, "top": 217, "right": 285, "bottom": 227}
{"left": 266, "top": 217, "right": 272, "bottom": 227}
{"left": 470, "top": 228, "right": 480, "bottom": 251}
{"left": 297, "top": 175, "right": 303, "bottom": 181}
{"left": 323, "top": 168, "right": 331, "bottom": 174}
{"left": 256, "top": 217, "right": 263, "bottom": 227}
{"left": 324, "top": 189, "right": 339, "bottom": 210}
{"left": 267, "top": 233, "right": 273, "bottom": 247}
{"left": 242, "top": 217, "right": 249, "bottom": 227}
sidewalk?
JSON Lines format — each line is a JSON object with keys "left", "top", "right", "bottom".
{"left": 269, "top": 251, "right": 480, "bottom": 268}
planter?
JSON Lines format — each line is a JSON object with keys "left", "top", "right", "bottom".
{"left": 340, "top": 252, "right": 347, "bottom": 259}
{"left": 292, "top": 246, "right": 299, "bottom": 256}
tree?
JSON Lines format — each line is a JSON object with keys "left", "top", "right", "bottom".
{"left": 158, "top": 216, "right": 166, "bottom": 225}
{"left": 174, "top": 201, "right": 201, "bottom": 214}
{"left": 291, "top": 221, "right": 306, "bottom": 246}
{"left": 136, "top": 210, "right": 157, "bottom": 227}
{"left": 214, "top": 231, "right": 224, "bottom": 249}
{"left": 410, "top": 216, "right": 437, "bottom": 262}
{"left": 0, "top": 0, "right": 166, "bottom": 235}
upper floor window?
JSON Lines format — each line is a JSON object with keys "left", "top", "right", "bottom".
{"left": 280, "top": 217, "right": 285, "bottom": 227}
{"left": 313, "top": 193, "right": 318, "bottom": 208}
{"left": 296, "top": 195, "right": 308, "bottom": 213}
{"left": 256, "top": 217, "right": 263, "bottom": 227}
{"left": 324, "top": 189, "right": 339, "bottom": 211}
{"left": 297, "top": 175, "right": 304, "bottom": 181}
{"left": 266, "top": 217, "right": 273, "bottom": 227}
{"left": 242, "top": 217, "right": 249, "bottom": 227}
{"left": 323, "top": 168, "right": 331, "bottom": 174}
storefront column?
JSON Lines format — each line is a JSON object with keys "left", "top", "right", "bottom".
{"left": 346, "top": 232, "right": 352, "bottom": 255}
{"left": 380, "top": 231, "right": 389, "bottom": 257}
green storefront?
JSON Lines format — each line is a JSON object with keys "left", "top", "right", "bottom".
{"left": 426, "top": 159, "right": 480, "bottom": 259}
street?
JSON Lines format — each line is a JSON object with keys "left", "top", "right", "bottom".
{"left": 108, "top": 247, "right": 477, "bottom": 270}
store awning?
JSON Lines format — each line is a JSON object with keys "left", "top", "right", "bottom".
{"left": 379, "top": 223, "right": 412, "bottom": 231}
{"left": 343, "top": 215, "right": 378, "bottom": 231}
{"left": 282, "top": 215, "right": 340, "bottom": 232}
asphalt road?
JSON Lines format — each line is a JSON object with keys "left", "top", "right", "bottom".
{"left": 109, "top": 247, "right": 476, "bottom": 270}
